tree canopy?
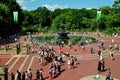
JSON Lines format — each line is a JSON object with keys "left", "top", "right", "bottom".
{"left": 0, "top": 0, "right": 120, "bottom": 38}
{"left": 0, "top": 0, "right": 24, "bottom": 38}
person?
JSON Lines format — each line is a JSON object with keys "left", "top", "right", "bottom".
{"left": 49, "top": 68, "right": 53, "bottom": 80}
{"left": 97, "top": 61, "right": 102, "bottom": 73}
{"left": 59, "top": 46, "right": 62, "bottom": 54}
{"left": 28, "top": 69, "right": 32, "bottom": 80}
{"left": 11, "top": 72, "right": 15, "bottom": 80}
{"left": 67, "top": 58, "right": 71, "bottom": 69}
{"left": 98, "top": 42, "right": 101, "bottom": 49}
{"left": 52, "top": 65, "right": 56, "bottom": 77}
{"left": 36, "top": 69, "right": 40, "bottom": 80}
{"left": 98, "top": 50, "right": 101, "bottom": 59}
{"left": 50, "top": 61, "right": 53, "bottom": 68}
{"left": 101, "top": 59, "right": 105, "bottom": 71}
{"left": 90, "top": 47, "right": 93, "bottom": 54}
{"left": 22, "top": 72, "right": 25, "bottom": 80}
{"left": 74, "top": 56, "right": 78, "bottom": 65}
{"left": 40, "top": 68, "right": 44, "bottom": 80}
{"left": 3, "top": 65, "right": 8, "bottom": 80}
{"left": 99, "top": 52, "right": 103, "bottom": 60}
{"left": 109, "top": 44, "right": 113, "bottom": 51}
{"left": 111, "top": 39, "right": 114, "bottom": 44}
{"left": 16, "top": 70, "right": 21, "bottom": 80}
{"left": 74, "top": 48, "right": 77, "bottom": 54}
{"left": 81, "top": 42, "right": 84, "bottom": 50}
{"left": 71, "top": 58, "right": 74, "bottom": 69}
{"left": 101, "top": 41, "right": 105, "bottom": 50}
{"left": 59, "top": 54, "right": 63, "bottom": 63}
{"left": 106, "top": 68, "right": 111, "bottom": 80}
{"left": 25, "top": 71, "right": 29, "bottom": 80}
{"left": 61, "top": 41, "right": 64, "bottom": 47}
{"left": 57, "top": 61, "right": 61, "bottom": 72}
{"left": 110, "top": 51, "right": 114, "bottom": 60}
{"left": 114, "top": 44, "right": 118, "bottom": 50}
{"left": 27, "top": 44, "right": 30, "bottom": 54}
{"left": 68, "top": 41, "right": 72, "bottom": 49}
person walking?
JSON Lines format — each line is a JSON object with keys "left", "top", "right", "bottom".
{"left": 28, "top": 69, "right": 32, "bottom": 80}
{"left": 106, "top": 68, "right": 111, "bottom": 80}
{"left": 40, "top": 68, "right": 44, "bottom": 80}
{"left": 36, "top": 69, "right": 40, "bottom": 80}
{"left": 16, "top": 70, "right": 21, "bottom": 80}
{"left": 101, "top": 41, "right": 105, "bottom": 50}
{"left": 67, "top": 58, "right": 71, "bottom": 69}
{"left": 49, "top": 68, "right": 53, "bottom": 80}
{"left": 25, "top": 71, "right": 29, "bottom": 80}
{"left": 57, "top": 61, "right": 61, "bottom": 72}
{"left": 22, "top": 72, "right": 25, "bottom": 80}
{"left": 74, "top": 56, "right": 78, "bottom": 65}
{"left": 110, "top": 51, "right": 114, "bottom": 60}
{"left": 98, "top": 42, "right": 101, "bottom": 49}
{"left": 101, "top": 59, "right": 105, "bottom": 71}
{"left": 52, "top": 65, "right": 56, "bottom": 77}
{"left": 71, "top": 58, "right": 74, "bottom": 69}
{"left": 97, "top": 61, "right": 102, "bottom": 73}
{"left": 11, "top": 72, "right": 15, "bottom": 80}
{"left": 99, "top": 52, "right": 103, "bottom": 60}
{"left": 98, "top": 50, "right": 101, "bottom": 59}
{"left": 90, "top": 47, "right": 94, "bottom": 54}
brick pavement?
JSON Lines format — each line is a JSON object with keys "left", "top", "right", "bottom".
{"left": 0, "top": 33, "right": 120, "bottom": 80}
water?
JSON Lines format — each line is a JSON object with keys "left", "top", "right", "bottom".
{"left": 31, "top": 35, "right": 96, "bottom": 45}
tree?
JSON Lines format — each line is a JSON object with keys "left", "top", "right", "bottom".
{"left": 51, "top": 9, "right": 83, "bottom": 31}
{"left": 22, "top": 10, "right": 34, "bottom": 26}
{"left": 34, "top": 7, "right": 51, "bottom": 27}
{"left": 99, "top": 6, "right": 111, "bottom": 15}
{"left": 0, "top": 0, "right": 24, "bottom": 38}
{"left": 112, "top": 0, "right": 120, "bottom": 9}
{"left": 51, "top": 9, "right": 63, "bottom": 19}
{"left": 0, "top": 3, "right": 12, "bottom": 38}
{"left": 112, "top": 0, "right": 120, "bottom": 14}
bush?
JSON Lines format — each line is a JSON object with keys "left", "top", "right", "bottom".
{"left": 71, "top": 36, "right": 96, "bottom": 43}
{"left": 102, "top": 27, "right": 120, "bottom": 35}
{"left": 36, "top": 35, "right": 54, "bottom": 41}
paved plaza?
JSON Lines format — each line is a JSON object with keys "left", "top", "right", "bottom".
{"left": 0, "top": 33, "right": 120, "bottom": 80}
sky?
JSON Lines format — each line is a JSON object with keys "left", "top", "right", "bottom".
{"left": 16, "top": 0, "right": 115, "bottom": 11}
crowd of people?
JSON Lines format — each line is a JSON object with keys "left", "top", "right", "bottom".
{"left": 10, "top": 69, "right": 32, "bottom": 80}
{"left": 1, "top": 32, "right": 120, "bottom": 80}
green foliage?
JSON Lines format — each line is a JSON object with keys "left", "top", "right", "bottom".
{"left": 99, "top": 6, "right": 111, "bottom": 15}
{"left": 0, "top": 3, "right": 10, "bottom": 15}
{"left": 22, "top": 25, "right": 39, "bottom": 34}
{"left": 0, "top": 0, "right": 24, "bottom": 38}
{"left": 102, "top": 27, "right": 120, "bottom": 34}
{"left": 0, "top": 0, "right": 120, "bottom": 38}
{"left": 22, "top": 10, "right": 34, "bottom": 26}
{"left": 51, "top": 9, "right": 84, "bottom": 31}
{"left": 112, "top": 0, "right": 120, "bottom": 9}
{"left": 20, "top": 5, "right": 120, "bottom": 34}
{"left": 73, "top": 36, "right": 82, "bottom": 42}
{"left": 71, "top": 36, "right": 96, "bottom": 43}
{"left": 36, "top": 35, "right": 54, "bottom": 41}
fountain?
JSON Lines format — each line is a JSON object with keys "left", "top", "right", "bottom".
{"left": 31, "top": 23, "right": 96, "bottom": 45}
{"left": 57, "top": 24, "right": 70, "bottom": 43}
